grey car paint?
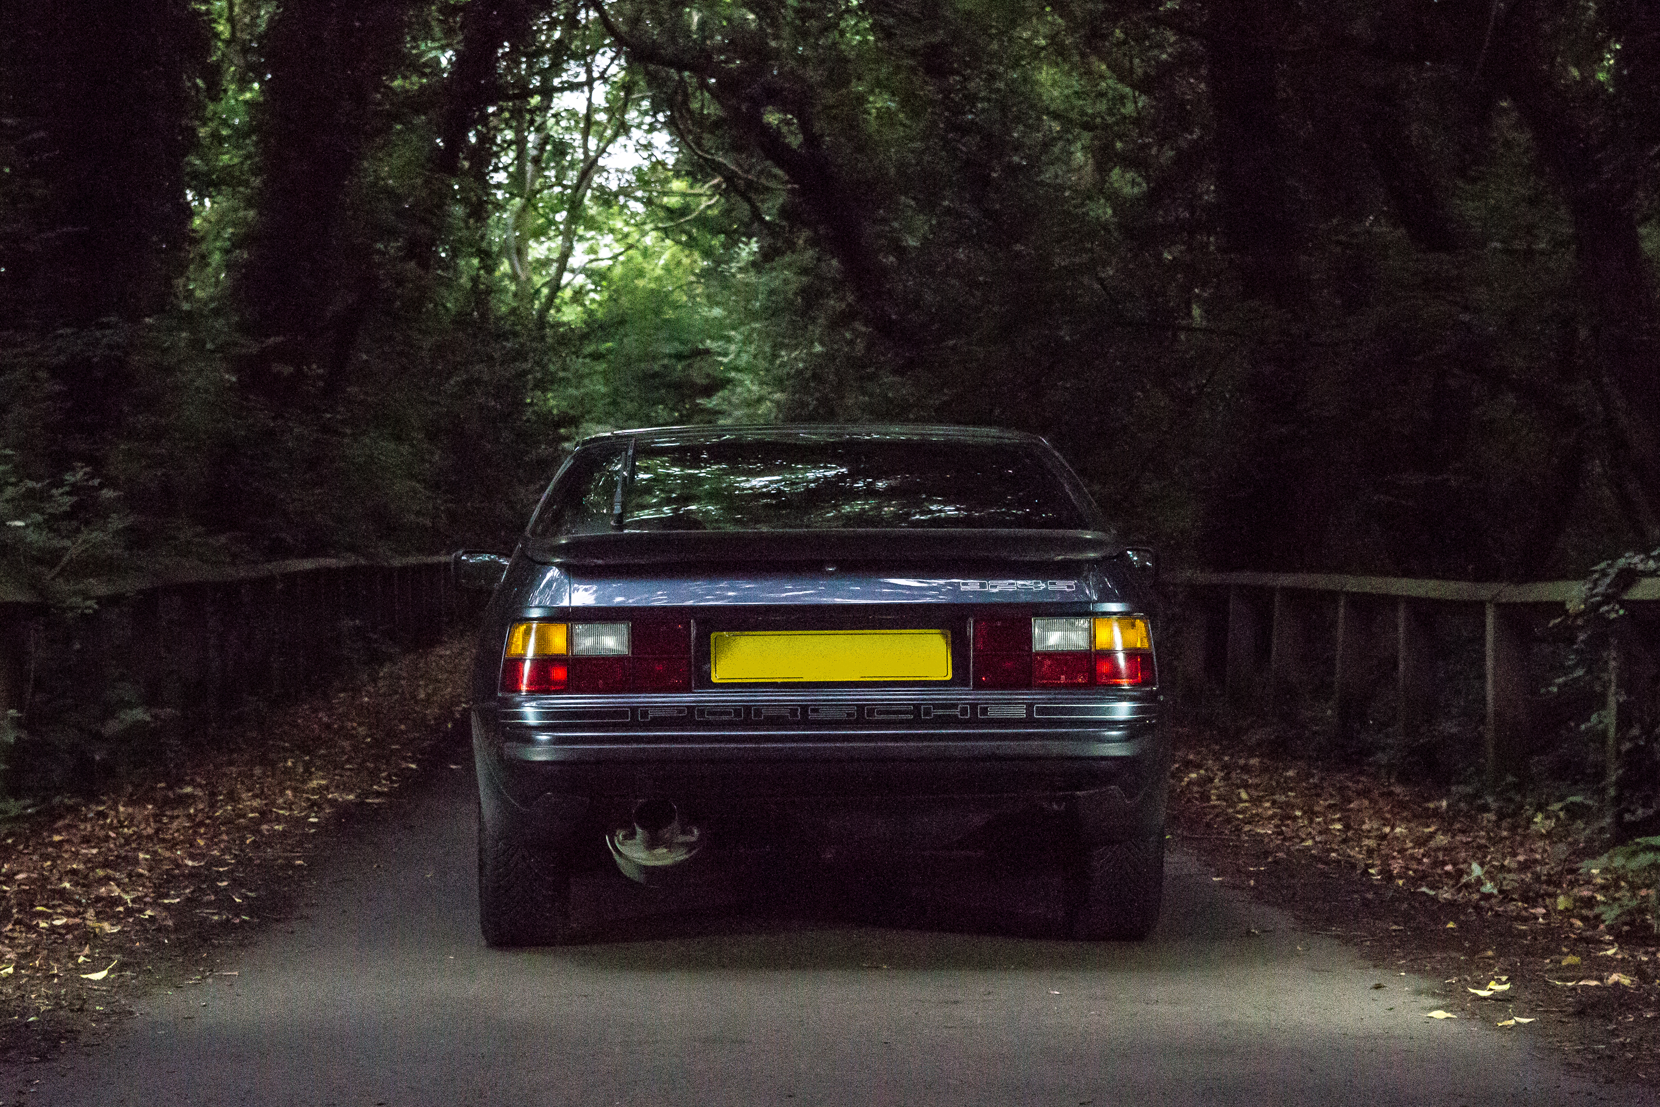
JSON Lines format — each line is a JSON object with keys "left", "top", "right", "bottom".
{"left": 466, "top": 424, "right": 1168, "bottom": 943}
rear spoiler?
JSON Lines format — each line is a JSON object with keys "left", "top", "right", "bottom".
{"left": 526, "top": 529, "right": 1123, "bottom": 567}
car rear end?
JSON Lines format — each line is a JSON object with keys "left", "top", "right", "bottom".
{"left": 468, "top": 427, "right": 1167, "bottom": 943}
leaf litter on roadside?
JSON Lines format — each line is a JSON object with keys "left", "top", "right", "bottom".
{"left": 1171, "top": 727, "right": 1658, "bottom": 1083}
{"left": 1171, "top": 737, "right": 1659, "bottom": 963}
{"left": 0, "top": 637, "right": 472, "bottom": 1033}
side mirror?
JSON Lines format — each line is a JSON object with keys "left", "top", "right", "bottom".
{"left": 452, "top": 550, "right": 511, "bottom": 592}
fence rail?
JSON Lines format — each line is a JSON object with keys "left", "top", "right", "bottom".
{"left": 1166, "top": 570, "right": 1658, "bottom": 802}
{"left": 0, "top": 557, "right": 467, "bottom": 780}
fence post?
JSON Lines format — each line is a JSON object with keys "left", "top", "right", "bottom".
{"left": 1397, "top": 599, "right": 1437, "bottom": 745}
{"left": 1606, "top": 622, "right": 1658, "bottom": 830}
{"left": 1269, "top": 588, "right": 1310, "bottom": 708}
{"left": 428, "top": 567, "right": 448, "bottom": 643}
{"left": 1226, "top": 586, "right": 1260, "bottom": 703}
{"left": 1607, "top": 640, "right": 1621, "bottom": 819}
{"left": 1484, "top": 602, "right": 1532, "bottom": 791}
{"left": 1333, "top": 593, "right": 1364, "bottom": 732}
{"left": 392, "top": 564, "right": 406, "bottom": 645}
{"left": 0, "top": 604, "right": 30, "bottom": 727}
{"left": 1175, "top": 588, "right": 1213, "bottom": 707}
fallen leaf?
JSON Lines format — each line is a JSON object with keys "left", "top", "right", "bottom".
{"left": 79, "top": 960, "right": 117, "bottom": 981}
{"left": 1607, "top": 973, "right": 1634, "bottom": 986}
{"left": 1561, "top": 955, "right": 1582, "bottom": 966}
{"left": 1424, "top": 1010, "right": 1457, "bottom": 1019}
{"left": 1444, "top": 921, "right": 1457, "bottom": 929}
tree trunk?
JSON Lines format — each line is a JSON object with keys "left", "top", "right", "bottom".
{"left": 0, "top": 0, "right": 206, "bottom": 465}
{"left": 406, "top": 0, "right": 550, "bottom": 276}
{"left": 1492, "top": 2, "right": 1660, "bottom": 544}
{"left": 1205, "top": 0, "right": 1301, "bottom": 306}
{"left": 234, "top": 0, "right": 414, "bottom": 403}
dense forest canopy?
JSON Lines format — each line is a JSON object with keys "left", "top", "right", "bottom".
{"left": 3, "top": 0, "right": 1659, "bottom": 582}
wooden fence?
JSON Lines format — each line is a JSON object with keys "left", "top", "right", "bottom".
{"left": 1166, "top": 571, "right": 1660, "bottom": 799}
{"left": 0, "top": 557, "right": 465, "bottom": 773}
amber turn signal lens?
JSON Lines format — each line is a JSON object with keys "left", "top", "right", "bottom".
{"left": 1093, "top": 616, "right": 1150, "bottom": 651}
{"left": 505, "top": 621, "right": 568, "bottom": 658}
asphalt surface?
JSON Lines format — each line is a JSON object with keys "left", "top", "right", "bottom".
{"left": 14, "top": 762, "right": 1650, "bottom": 1107}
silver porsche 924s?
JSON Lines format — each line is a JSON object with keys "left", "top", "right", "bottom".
{"left": 455, "top": 424, "right": 1167, "bottom": 945}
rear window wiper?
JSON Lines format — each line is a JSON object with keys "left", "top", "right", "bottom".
{"left": 610, "top": 437, "right": 636, "bottom": 531}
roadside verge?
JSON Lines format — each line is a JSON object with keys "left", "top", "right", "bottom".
{"left": 0, "top": 638, "right": 473, "bottom": 1061}
{"left": 1171, "top": 728, "right": 1658, "bottom": 1089}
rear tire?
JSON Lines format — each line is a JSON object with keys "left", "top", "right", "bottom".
{"left": 1066, "top": 834, "right": 1164, "bottom": 941}
{"left": 478, "top": 801, "right": 576, "bottom": 947}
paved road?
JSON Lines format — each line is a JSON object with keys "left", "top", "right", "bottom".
{"left": 14, "top": 762, "right": 1647, "bottom": 1107}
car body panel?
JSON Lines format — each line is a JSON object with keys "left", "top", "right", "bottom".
{"left": 512, "top": 564, "right": 1131, "bottom": 611}
{"left": 467, "top": 424, "right": 1168, "bottom": 926}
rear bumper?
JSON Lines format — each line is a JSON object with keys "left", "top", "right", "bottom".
{"left": 474, "top": 692, "right": 1169, "bottom": 851}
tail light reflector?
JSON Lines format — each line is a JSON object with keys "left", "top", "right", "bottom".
{"left": 501, "top": 619, "right": 691, "bottom": 694}
{"left": 1096, "top": 652, "right": 1150, "bottom": 686}
{"left": 634, "top": 656, "right": 693, "bottom": 692}
{"left": 1033, "top": 652, "right": 1092, "bottom": 686}
{"left": 500, "top": 658, "right": 568, "bottom": 693}
{"left": 571, "top": 656, "right": 631, "bottom": 692}
{"left": 973, "top": 615, "right": 1155, "bottom": 689}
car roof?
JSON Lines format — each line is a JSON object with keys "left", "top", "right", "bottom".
{"left": 575, "top": 423, "right": 1052, "bottom": 448}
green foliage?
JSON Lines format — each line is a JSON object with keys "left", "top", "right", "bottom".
{"left": 0, "top": 450, "right": 129, "bottom": 608}
{"left": 1549, "top": 549, "right": 1660, "bottom": 834}
{"left": 5, "top": 0, "right": 1651, "bottom": 574}
{"left": 5, "top": 0, "right": 1660, "bottom": 803}
{"left": 1584, "top": 836, "right": 1660, "bottom": 933}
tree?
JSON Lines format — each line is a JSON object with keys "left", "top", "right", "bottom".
{"left": 0, "top": 0, "right": 207, "bottom": 469}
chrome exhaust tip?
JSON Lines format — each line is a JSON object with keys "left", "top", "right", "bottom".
{"left": 608, "top": 799, "right": 702, "bottom": 884}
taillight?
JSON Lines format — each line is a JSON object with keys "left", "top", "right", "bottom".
{"left": 972, "top": 615, "right": 1154, "bottom": 689}
{"left": 501, "top": 619, "right": 691, "bottom": 694}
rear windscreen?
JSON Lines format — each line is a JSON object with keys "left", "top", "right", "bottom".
{"left": 531, "top": 436, "right": 1093, "bottom": 536}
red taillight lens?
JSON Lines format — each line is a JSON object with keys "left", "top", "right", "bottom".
{"left": 975, "top": 653, "right": 1031, "bottom": 689}
{"left": 1034, "top": 652, "right": 1092, "bottom": 686}
{"left": 570, "top": 656, "right": 631, "bottom": 693}
{"left": 633, "top": 620, "right": 691, "bottom": 657}
{"left": 634, "top": 656, "right": 692, "bottom": 692}
{"left": 501, "top": 618, "right": 690, "bottom": 694}
{"left": 974, "top": 618, "right": 1030, "bottom": 653}
{"left": 1097, "top": 652, "right": 1153, "bottom": 686}
{"left": 972, "top": 615, "right": 1155, "bottom": 689}
{"left": 501, "top": 658, "right": 568, "bottom": 693}
{"left": 973, "top": 616, "right": 1031, "bottom": 688}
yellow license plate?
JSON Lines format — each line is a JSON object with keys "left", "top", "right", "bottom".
{"left": 710, "top": 630, "right": 952, "bottom": 683}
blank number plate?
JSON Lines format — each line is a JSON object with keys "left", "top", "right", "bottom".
{"left": 710, "top": 630, "right": 952, "bottom": 683}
